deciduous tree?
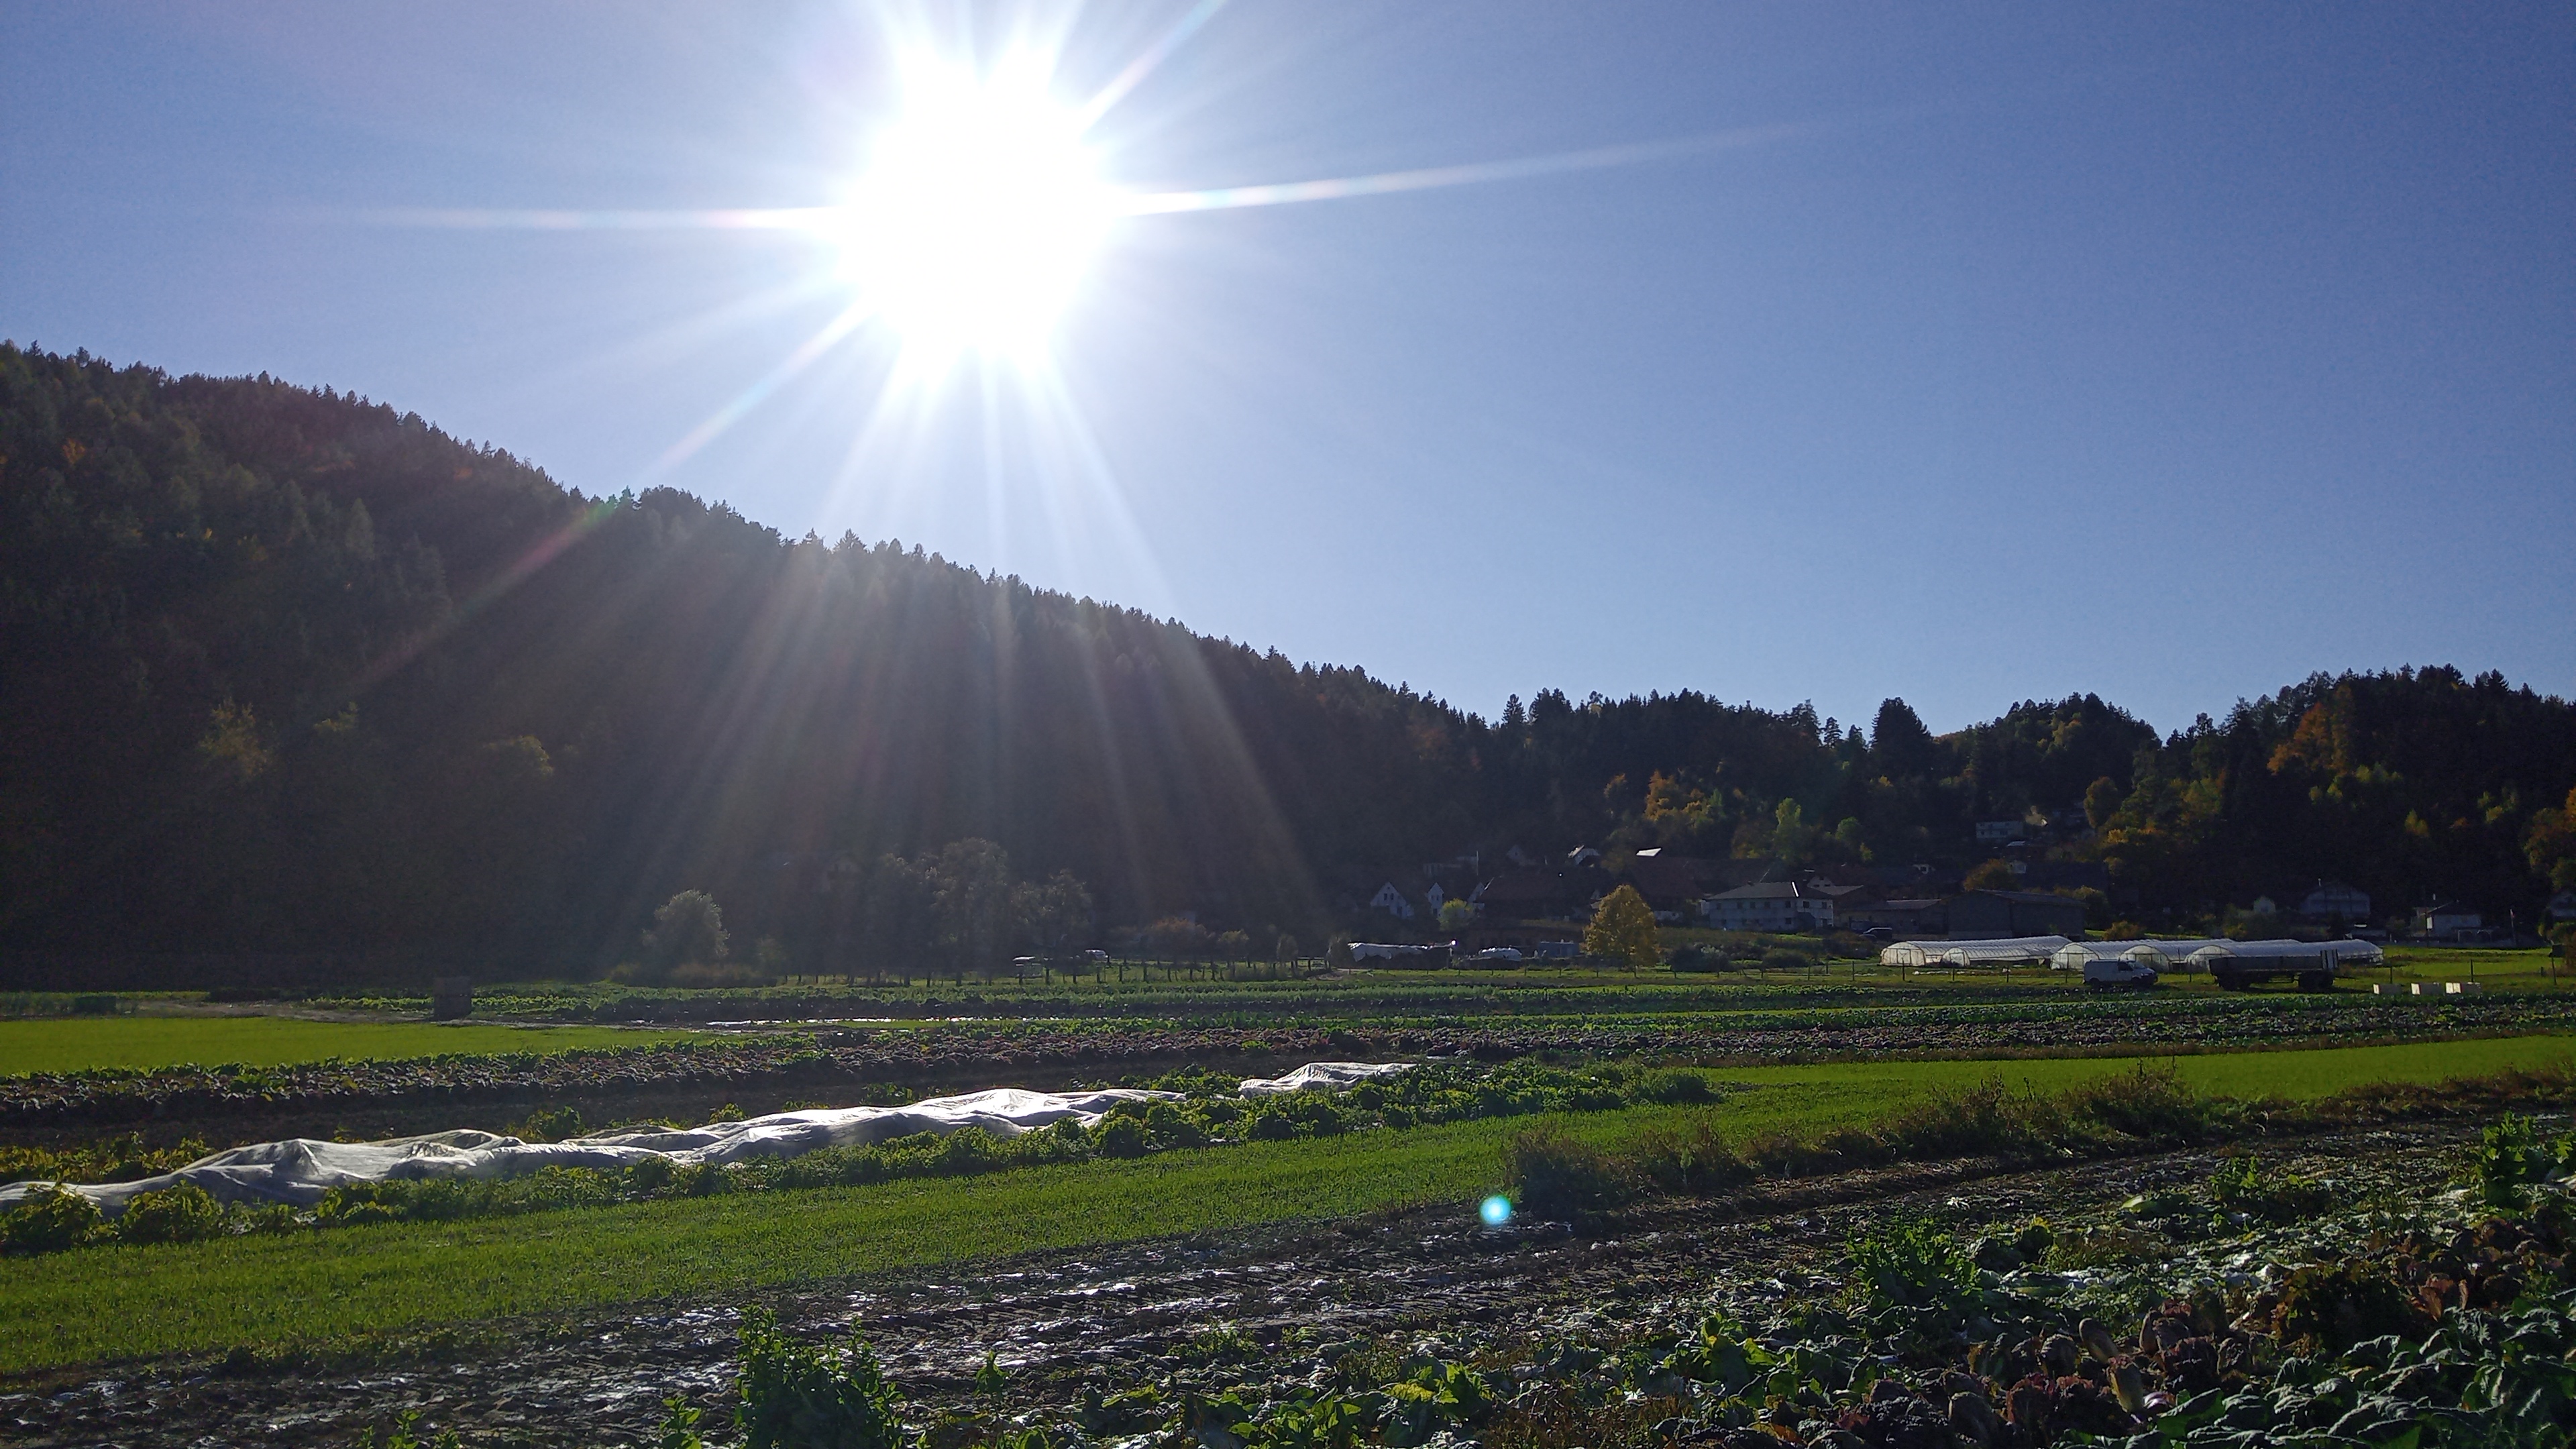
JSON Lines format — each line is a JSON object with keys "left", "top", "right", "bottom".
{"left": 1963, "top": 859, "right": 2019, "bottom": 892}
{"left": 641, "top": 890, "right": 727, "bottom": 974}
{"left": 1582, "top": 885, "right": 1660, "bottom": 970}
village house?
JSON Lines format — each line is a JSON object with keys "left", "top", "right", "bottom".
{"left": 1366, "top": 881, "right": 1416, "bottom": 920}
{"left": 1701, "top": 880, "right": 1834, "bottom": 932}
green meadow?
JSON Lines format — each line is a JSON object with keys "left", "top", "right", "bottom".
{"left": 0, "top": 1017, "right": 704, "bottom": 1076}
{"left": 1692, "top": 1032, "right": 2574, "bottom": 1139}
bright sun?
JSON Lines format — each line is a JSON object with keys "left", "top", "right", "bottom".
{"left": 837, "top": 54, "right": 1115, "bottom": 358}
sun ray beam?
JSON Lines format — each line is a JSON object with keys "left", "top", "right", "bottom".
{"left": 643, "top": 300, "right": 875, "bottom": 478}
{"left": 1077, "top": 0, "right": 1230, "bottom": 130}
{"left": 336, "top": 117, "right": 1815, "bottom": 239}
{"left": 350, "top": 206, "right": 838, "bottom": 232}
{"left": 1117, "top": 121, "right": 1811, "bottom": 215}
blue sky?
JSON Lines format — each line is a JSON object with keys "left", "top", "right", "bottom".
{"left": 3, "top": 1, "right": 2569, "bottom": 735}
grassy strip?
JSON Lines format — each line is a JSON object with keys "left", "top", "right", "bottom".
{"left": 0, "top": 1018, "right": 702, "bottom": 1075}
{"left": 1690, "top": 1032, "right": 2576, "bottom": 1140}
{"left": 1514, "top": 1056, "right": 2576, "bottom": 1220}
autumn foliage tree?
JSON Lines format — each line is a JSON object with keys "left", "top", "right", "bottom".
{"left": 1582, "top": 885, "right": 1660, "bottom": 970}
{"left": 1962, "top": 859, "right": 2020, "bottom": 892}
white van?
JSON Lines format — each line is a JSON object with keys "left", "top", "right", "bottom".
{"left": 2083, "top": 956, "right": 2159, "bottom": 989}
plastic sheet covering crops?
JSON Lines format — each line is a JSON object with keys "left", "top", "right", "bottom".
{"left": 1237, "top": 1061, "right": 1413, "bottom": 1095}
{"left": 2, "top": 1062, "right": 1406, "bottom": 1217}
{"left": 1876, "top": 936, "right": 2070, "bottom": 969}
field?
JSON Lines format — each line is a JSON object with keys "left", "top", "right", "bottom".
{"left": 1695, "top": 1032, "right": 2575, "bottom": 1139}
{"left": 0, "top": 1017, "right": 704, "bottom": 1076}
{"left": 7, "top": 1033, "right": 2569, "bottom": 1375}
{"left": 13, "top": 989, "right": 2576, "bottom": 1160}
{"left": 8, "top": 964, "right": 2573, "bottom": 1449}
{"left": 2373, "top": 943, "right": 2571, "bottom": 989}
{"left": 251, "top": 942, "right": 2573, "bottom": 1026}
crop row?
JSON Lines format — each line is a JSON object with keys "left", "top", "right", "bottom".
{"left": 0, "top": 1060, "right": 1721, "bottom": 1252}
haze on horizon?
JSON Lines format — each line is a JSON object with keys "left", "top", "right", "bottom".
{"left": 1, "top": 1, "right": 2567, "bottom": 735}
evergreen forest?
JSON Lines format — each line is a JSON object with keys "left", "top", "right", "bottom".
{"left": 5, "top": 345, "right": 2571, "bottom": 975}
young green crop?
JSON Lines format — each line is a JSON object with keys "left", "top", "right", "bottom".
{"left": 0, "top": 1017, "right": 703, "bottom": 1075}
{"left": 1695, "top": 1032, "right": 2576, "bottom": 1136}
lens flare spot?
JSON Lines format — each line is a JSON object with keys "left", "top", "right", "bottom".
{"left": 1479, "top": 1194, "right": 1513, "bottom": 1227}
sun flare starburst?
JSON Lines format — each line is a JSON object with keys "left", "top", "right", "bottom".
{"left": 353, "top": 10, "right": 1805, "bottom": 496}
{"left": 835, "top": 53, "right": 1115, "bottom": 360}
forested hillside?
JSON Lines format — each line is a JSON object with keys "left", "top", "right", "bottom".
{"left": 3, "top": 345, "right": 2570, "bottom": 974}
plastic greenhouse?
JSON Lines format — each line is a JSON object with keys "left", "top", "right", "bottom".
{"left": 1878, "top": 935, "right": 2070, "bottom": 969}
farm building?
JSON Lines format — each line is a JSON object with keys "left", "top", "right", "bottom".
{"left": 2412, "top": 901, "right": 2483, "bottom": 939}
{"left": 1842, "top": 897, "right": 1945, "bottom": 934}
{"left": 1943, "top": 890, "right": 2087, "bottom": 939}
{"left": 1701, "top": 880, "right": 1835, "bottom": 932}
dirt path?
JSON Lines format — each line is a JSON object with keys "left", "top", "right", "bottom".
{"left": 0, "top": 1118, "right": 2482, "bottom": 1448}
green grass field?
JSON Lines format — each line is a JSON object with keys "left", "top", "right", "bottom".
{"left": 2371, "top": 945, "right": 2569, "bottom": 991}
{"left": 1695, "top": 1032, "right": 2576, "bottom": 1140}
{"left": 0, "top": 1017, "right": 704, "bottom": 1075}
{"left": 5, "top": 1032, "right": 2568, "bottom": 1373}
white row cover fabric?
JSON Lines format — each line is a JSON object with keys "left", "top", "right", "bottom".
{"left": 1878, "top": 936, "right": 2070, "bottom": 969}
{"left": 0, "top": 1063, "right": 1401, "bottom": 1219}
{"left": 1238, "top": 1061, "right": 1415, "bottom": 1095}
